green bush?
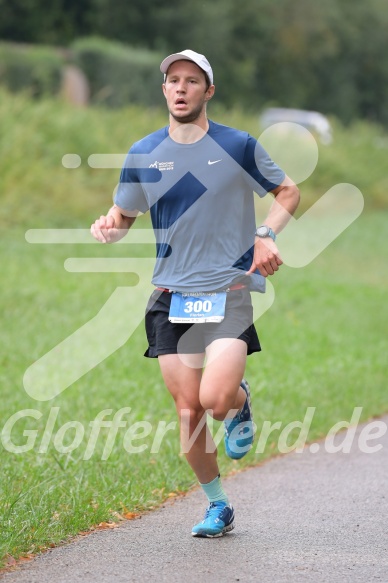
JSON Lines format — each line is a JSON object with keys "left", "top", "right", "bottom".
{"left": 0, "top": 43, "right": 64, "bottom": 97}
{"left": 71, "top": 37, "right": 164, "bottom": 108}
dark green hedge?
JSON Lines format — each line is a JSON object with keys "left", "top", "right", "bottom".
{"left": 71, "top": 37, "right": 164, "bottom": 108}
{"left": 0, "top": 43, "right": 64, "bottom": 97}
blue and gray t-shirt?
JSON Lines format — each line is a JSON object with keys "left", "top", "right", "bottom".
{"left": 114, "top": 120, "right": 285, "bottom": 293}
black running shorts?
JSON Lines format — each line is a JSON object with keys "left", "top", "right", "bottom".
{"left": 144, "top": 287, "right": 261, "bottom": 358}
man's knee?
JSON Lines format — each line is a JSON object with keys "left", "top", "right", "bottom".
{"left": 200, "top": 391, "right": 238, "bottom": 421}
{"left": 177, "top": 405, "right": 208, "bottom": 438}
{"left": 175, "top": 398, "right": 204, "bottom": 420}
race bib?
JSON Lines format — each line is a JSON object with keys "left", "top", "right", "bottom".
{"left": 168, "top": 292, "right": 226, "bottom": 323}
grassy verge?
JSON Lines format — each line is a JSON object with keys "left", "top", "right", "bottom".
{"left": 1, "top": 91, "right": 387, "bottom": 565}
{"left": 1, "top": 213, "right": 387, "bottom": 566}
{"left": 1, "top": 89, "right": 388, "bottom": 231}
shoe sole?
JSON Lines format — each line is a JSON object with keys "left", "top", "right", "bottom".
{"left": 192, "top": 521, "right": 235, "bottom": 538}
{"left": 244, "top": 379, "right": 255, "bottom": 451}
{"left": 242, "top": 379, "right": 254, "bottom": 436}
{"left": 224, "top": 379, "right": 255, "bottom": 460}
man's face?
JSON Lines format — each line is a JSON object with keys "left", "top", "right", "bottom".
{"left": 163, "top": 60, "right": 214, "bottom": 124}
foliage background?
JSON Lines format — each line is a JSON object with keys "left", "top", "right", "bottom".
{"left": 1, "top": 0, "right": 388, "bottom": 123}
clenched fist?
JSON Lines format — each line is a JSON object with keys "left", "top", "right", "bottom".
{"left": 90, "top": 214, "right": 121, "bottom": 244}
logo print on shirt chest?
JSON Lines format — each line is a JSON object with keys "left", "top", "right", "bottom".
{"left": 149, "top": 161, "right": 174, "bottom": 171}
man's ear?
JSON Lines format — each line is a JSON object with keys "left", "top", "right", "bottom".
{"left": 162, "top": 83, "right": 167, "bottom": 98}
{"left": 205, "top": 85, "right": 215, "bottom": 101}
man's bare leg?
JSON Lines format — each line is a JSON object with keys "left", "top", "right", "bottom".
{"left": 158, "top": 352, "right": 219, "bottom": 484}
{"left": 200, "top": 338, "right": 248, "bottom": 421}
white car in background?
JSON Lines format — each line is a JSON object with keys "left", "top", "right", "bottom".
{"left": 260, "top": 107, "right": 333, "bottom": 144}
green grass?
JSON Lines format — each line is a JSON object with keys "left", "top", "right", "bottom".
{"left": 0, "top": 90, "right": 387, "bottom": 566}
{"left": 1, "top": 88, "right": 388, "bottom": 231}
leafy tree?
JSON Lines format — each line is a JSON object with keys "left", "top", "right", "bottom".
{"left": 0, "top": 0, "right": 94, "bottom": 44}
{"left": 0, "top": 0, "right": 387, "bottom": 125}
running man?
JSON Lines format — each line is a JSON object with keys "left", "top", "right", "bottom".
{"left": 91, "top": 50, "right": 300, "bottom": 537}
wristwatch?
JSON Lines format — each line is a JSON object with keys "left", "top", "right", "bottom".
{"left": 255, "top": 225, "right": 276, "bottom": 241}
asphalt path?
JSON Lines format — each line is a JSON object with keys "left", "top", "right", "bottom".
{"left": 2, "top": 416, "right": 388, "bottom": 583}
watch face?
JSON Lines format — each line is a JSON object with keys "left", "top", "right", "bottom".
{"left": 257, "top": 226, "right": 269, "bottom": 237}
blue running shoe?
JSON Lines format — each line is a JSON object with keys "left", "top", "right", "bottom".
{"left": 192, "top": 501, "right": 235, "bottom": 538}
{"left": 224, "top": 379, "right": 255, "bottom": 459}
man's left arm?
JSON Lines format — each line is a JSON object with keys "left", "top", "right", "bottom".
{"left": 246, "top": 175, "right": 300, "bottom": 277}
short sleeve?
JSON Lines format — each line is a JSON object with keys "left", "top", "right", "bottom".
{"left": 242, "top": 135, "right": 285, "bottom": 197}
{"left": 114, "top": 150, "right": 149, "bottom": 214}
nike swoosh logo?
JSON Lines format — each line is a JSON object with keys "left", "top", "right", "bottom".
{"left": 208, "top": 159, "right": 222, "bottom": 165}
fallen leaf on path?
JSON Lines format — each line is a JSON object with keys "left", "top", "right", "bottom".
{"left": 96, "top": 522, "right": 118, "bottom": 530}
{"left": 123, "top": 512, "right": 138, "bottom": 520}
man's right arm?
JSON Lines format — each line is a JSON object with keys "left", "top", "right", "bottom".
{"left": 90, "top": 204, "right": 136, "bottom": 243}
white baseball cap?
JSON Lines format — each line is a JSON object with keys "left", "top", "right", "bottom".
{"left": 160, "top": 49, "right": 213, "bottom": 85}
